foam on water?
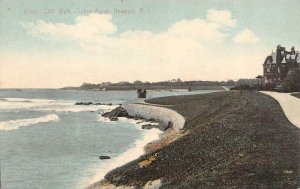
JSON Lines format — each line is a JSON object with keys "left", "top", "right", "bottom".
{"left": 4, "top": 98, "right": 56, "bottom": 103}
{"left": 0, "top": 114, "right": 60, "bottom": 131}
{"left": 0, "top": 89, "right": 216, "bottom": 189}
{"left": 96, "top": 115, "right": 116, "bottom": 124}
{"left": 82, "top": 118, "right": 163, "bottom": 188}
{"left": 0, "top": 97, "right": 117, "bottom": 113}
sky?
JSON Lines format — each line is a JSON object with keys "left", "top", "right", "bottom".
{"left": 0, "top": 0, "right": 299, "bottom": 88}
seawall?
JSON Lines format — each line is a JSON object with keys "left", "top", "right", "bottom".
{"left": 124, "top": 103, "right": 185, "bottom": 131}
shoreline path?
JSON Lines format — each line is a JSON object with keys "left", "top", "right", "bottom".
{"left": 261, "top": 91, "right": 300, "bottom": 128}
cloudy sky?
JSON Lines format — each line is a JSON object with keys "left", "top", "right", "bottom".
{"left": 0, "top": 0, "right": 299, "bottom": 88}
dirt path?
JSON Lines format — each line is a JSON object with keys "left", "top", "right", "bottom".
{"left": 261, "top": 91, "right": 300, "bottom": 128}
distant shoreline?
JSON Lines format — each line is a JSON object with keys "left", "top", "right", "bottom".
{"left": 61, "top": 85, "right": 227, "bottom": 91}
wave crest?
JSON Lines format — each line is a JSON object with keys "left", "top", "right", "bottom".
{"left": 0, "top": 114, "right": 60, "bottom": 131}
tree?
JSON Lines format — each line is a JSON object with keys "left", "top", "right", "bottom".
{"left": 283, "top": 67, "right": 300, "bottom": 92}
{"left": 226, "top": 80, "right": 235, "bottom": 86}
{"left": 134, "top": 80, "right": 143, "bottom": 85}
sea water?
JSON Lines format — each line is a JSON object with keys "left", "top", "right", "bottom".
{"left": 0, "top": 89, "right": 217, "bottom": 189}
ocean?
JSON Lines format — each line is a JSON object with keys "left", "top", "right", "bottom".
{"left": 0, "top": 89, "right": 217, "bottom": 189}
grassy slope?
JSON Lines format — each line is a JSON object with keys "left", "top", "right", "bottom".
{"left": 104, "top": 91, "right": 300, "bottom": 188}
{"left": 291, "top": 93, "right": 300, "bottom": 99}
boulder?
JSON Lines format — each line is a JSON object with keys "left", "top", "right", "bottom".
{"left": 126, "top": 115, "right": 134, "bottom": 119}
{"left": 110, "top": 117, "right": 119, "bottom": 121}
{"left": 146, "top": 118, "right": 155, "bottom": 122}
{"left": 142, "top": 124, "right": 161, "bottom": 130}
{"left": 163, "top": 121, "right": 173, "bottom": 131}
{"left": 133, "top": 115, "right": 143, "bottom": 120}
{"left": 99, "top": 156, "right": 111, "bottom": 160}
{"left": 102, "top": 106, "right": 129, "bottom": 119}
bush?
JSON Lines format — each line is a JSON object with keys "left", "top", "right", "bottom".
{"left": 282, "top": 67, "right": 300, "bottom": 92}
{"left": 230, "top": 84, "right": 256, "bottom": 90}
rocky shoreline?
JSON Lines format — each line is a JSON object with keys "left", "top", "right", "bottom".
{"left": 88, "top": 91, "right": 300, "bottom": 188}
{"left": 100, "top": 106, "right": 170, "bottom": 131}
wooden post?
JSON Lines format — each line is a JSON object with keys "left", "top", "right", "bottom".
{"left": 256, "top": 75, "right": 263, "bottom": 91}
{"left": 0, "top": 160, "right": 2, "bottom": 189}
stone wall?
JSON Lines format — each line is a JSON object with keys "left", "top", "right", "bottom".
{"left": 124, "top": 103, "right": 185, "bottom": 131}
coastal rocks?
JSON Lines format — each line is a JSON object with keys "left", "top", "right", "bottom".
{"left": 163, "top": 121, "right": 173, "bottom": 131}
{"left": 124, "top": 103, "right": 185, "bottom": 132}
{"left": 102, "top": 106, "right": 172, "bottom": 131}
{"left": 75, "top": 102, "right": 92, "bottom": 105}
{"left": 141, "top": 122, "right": 171, "bottom": 131}
{"left": 75, "top": 102, "right": 115, "bottom": 106}
{"left": 99, "top": 156, "right": 111, "bottom": 160}
{"left": 141, "top": 124, "right": 161, "bottom": 130}
{"left": 110, "top": 117, "right": 119, "bottom": 121}
{"left": 102, "top": 106, "right": 129, "bottom": 119}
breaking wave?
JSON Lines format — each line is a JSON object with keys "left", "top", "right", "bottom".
{"left": 82, "top": 119, "right": 162, "bottom": 187}
{"left": 0, "top": 114, "right": 60, "bottom": 131}
{"left": 0, "top": 98, "right": 117, "bottom": 113}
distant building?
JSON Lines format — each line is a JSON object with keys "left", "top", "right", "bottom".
{"left": 262, "top": 45, "right": 300, "bottom": 86}
{"left": 137, "top": 89, "right": 147, "bottom": 98}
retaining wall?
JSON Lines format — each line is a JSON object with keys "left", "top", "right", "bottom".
{"left": 124, "top": 103, "right": 185, "bottom": 131}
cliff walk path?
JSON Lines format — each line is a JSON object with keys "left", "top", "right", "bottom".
{"left": 261, "top": 91, "right": 300, "bottom": 128}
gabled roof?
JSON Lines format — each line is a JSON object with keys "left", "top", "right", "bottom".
{"left": 264, "top": 56, "right": 272, "bottom": 65}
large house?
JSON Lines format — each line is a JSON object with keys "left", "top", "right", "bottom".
{"left": 262, "top": 45, "right": 300, "bottom": 86}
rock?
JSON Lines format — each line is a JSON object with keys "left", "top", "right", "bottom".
{"left": 99, "top": 156, "right": 111, "bottom": 160}
{"left": 94, "top": 102, "right": 102, "bottom": 105}
{"left": 146, "top": 118, "right": 155, "bottom": 122}
{"left": 110, "top": 117, "right": 118, "bottom": 121}
{"left": 75, "top": 102, "right": 93, "bottom": 105}
{"left": 133, "top": 115, "right": 143, "bottom": 120}
{"left": 142, "top": 124, "right": 161, "bottom": 130}
{"left": 163, "top": 121, "right": 173, "bottom": 131}
{"left": 126, "top": 115, "right": 134, "bottom": 119}
{"left": 108, "top": 103, "right": 112, "bottom": 106}
{"left": 102, "top": 107, "right": 129, "bottom": 119}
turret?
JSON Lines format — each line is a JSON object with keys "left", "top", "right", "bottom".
{"left": 291, "top": 46, "right": 295, "bottom": 55}
{"left": 276, "top": 44, "right": 285, "bottom": 64}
